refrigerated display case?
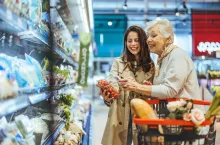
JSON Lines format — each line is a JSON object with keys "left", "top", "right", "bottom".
{"left": 193, "top": 58, "right": 220, "bottom": 95}
{"left": 0, "top": 0, "right": 92, "bottom": 144}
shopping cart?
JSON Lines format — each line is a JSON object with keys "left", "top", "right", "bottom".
{"left": 133, "top": 98, "right": 216, "bottom": 145}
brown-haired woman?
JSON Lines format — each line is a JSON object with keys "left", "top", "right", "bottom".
{"left": 99, "top": 25, "right": 155, "bottom": 145}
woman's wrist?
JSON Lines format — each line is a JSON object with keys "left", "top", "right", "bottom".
{"left": 104, "top": 99, "right": 112, "bottom": 107}
{"left": 134, "top": 83, "right": 152, "bottom": 96}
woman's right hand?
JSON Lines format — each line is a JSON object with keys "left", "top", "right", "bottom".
{"left": 96, "top": 84, "right": 114, "bottom": 103}
{"left": 100, "top": 89, "right": 114, "bottom": 103}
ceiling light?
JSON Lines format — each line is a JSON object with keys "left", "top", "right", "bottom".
{"left": 108, "top": 21, "right": 113, "bottom": 26}
{"left": 123, "top": 0, "right": 128, "bottom": 10}
{"left": 123, "top": 4, "right": 127, "bottom": 10}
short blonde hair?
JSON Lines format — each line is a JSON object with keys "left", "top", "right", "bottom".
{"left": 146, "top": 18, "right": 174, "bottom": 44}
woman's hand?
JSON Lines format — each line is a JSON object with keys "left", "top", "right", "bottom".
{"left": 97, "top": 84, "right": 113, "bottom": 103}
{"left": 119, "top": 77, "right": 139, "bottom": 92}
{"left": 142, "top": 80, "right": 152, "bottom": 85}
{"left": 119, "top": 78, "right": 152, "bottom": 96}
{"left": 101, "top": 89, "right": 114, "bottom": 102}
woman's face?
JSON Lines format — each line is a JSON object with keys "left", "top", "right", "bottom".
{"left": 126, "top": 31, "right": 141, "bottom": 58}
{"left": 146, "top": 26, "right": 168, "bottom": 56}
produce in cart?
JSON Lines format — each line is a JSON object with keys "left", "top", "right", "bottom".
{"left": 133, "top": 98, "right": 215, "bottom": 145}
{"left": 205, "top": 90, "right": 220, "bottom": 119}
{"left": 131, "top": 98, "right": 163, "bottom": 134}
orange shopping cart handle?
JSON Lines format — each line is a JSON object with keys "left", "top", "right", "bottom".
{"left": 146, "top": 98, "right": 211, "bottom": 105}
{"left": 133, "top": 117, "right": 214, "bottom": 126}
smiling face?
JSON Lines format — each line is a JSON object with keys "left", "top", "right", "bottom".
{"left": 146, "top": 26, "right": 168, "bottom": 56}
{"left": 126, "top": 31, "right": 141, "bottom": 59}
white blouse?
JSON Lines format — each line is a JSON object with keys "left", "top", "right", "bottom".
{"left": 151, "top": 48, "right": 201, "bottom": 100}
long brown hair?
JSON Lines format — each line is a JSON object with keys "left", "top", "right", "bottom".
{"left": 122, "top": 25, "right": 153, "bottom": 72}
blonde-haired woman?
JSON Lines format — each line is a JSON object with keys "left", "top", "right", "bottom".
{"left": 119, "top": 18, "right": 201, "bottom": 102}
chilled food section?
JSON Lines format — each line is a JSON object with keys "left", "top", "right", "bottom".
{"left": 0, "top": 0, "right": 92, "bottom": 145}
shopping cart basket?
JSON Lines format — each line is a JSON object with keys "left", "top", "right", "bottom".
{"left": 133, "top": 98, "right": 216, "bottom": 145}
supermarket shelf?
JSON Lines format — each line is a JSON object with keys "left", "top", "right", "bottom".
{"left": 29, "top": 92, "right": 50, "bottom": 104}
{"left": 0, "top": 4, "right": 27, "bottom": 31}
{"left": 53, "top": 43, "right": 78, "bottom": 68}
{"left": 19, "top": 83, "right": 76, "bottom": 95}
{"left": 18, "top": 30, "right": 50, "bottom": 46}
{"left": 82, "top": 105, "right": 92, "bottom": 145}
{"left": 0, "top": 4, "right": 50, "bottom": 46}
{"left": 88, "top": 106, "right": 93, "bottom": 145}
{"left": 0, "top": 4, "right": 77, "bottom": 68}
{"left": 0, "top": 95, "right": 29, "bottom": 117}
{"left": 43, "top": 121, "right": 66, "bottom": 145}
{"left": 0, "top": 83, "right": 76, "bottom": 117}
{"left": 43, "top": 98, "right": 83, "bottom": 145}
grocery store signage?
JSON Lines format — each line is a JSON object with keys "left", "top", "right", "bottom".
{"left": 197, "top": 42, "right": 220, "bottom": 54}
{"left": 77, "top": 32, "right": 92, "bottom": 87}
{"left": 192, "top": 11, "right": 220, "bottom": 57}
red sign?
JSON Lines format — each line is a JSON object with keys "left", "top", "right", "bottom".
{"left": 192, "top": 11, "right": 220, "bottom": 57}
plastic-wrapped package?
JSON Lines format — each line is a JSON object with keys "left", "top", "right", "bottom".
{"left": 15, "top": 115, "right": 34, "bottom": 139}
{"left": 25, "top": 54, "right": 46, "bottom": 87}
{"left": 30, "top": 118, "right": 49, "bottom": 142}
{"left": 0, "top": 57, "right": 18, "bottom": 99}
{"left": 16, "top": 59, "right": 39, "bottom": 88}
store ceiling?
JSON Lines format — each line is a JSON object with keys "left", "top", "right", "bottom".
{"left": 92, "top": 0, "right": 220, "bottom": 57}
{"left": 93, "top": 0, "right": 220, "bottom": 26}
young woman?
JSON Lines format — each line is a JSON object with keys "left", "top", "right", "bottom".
{"left": 99, "top": 25, "right": 154, "bottom": 145}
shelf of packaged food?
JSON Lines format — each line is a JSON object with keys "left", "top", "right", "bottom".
{"left": 53, "top": 43, "right": 78, "bottom": 68}
{"left": 18, "top": 83, "right": 76, "bottom": 95}
{"left": 0, "top": 95, "right": 29, "bottom": 117}
{"left": 18, "top": 29, "right": 50, "bottom": 46}
{"left": 0, "top": 4, "right": 50, "bottom": 46}
{"left": 43, "top": 98, "right": 82, "bottom": 145}
{"left": 0, "top": 83, "right": 76, "bottom": 117}
{"left": 0, "top": 4, "right": 77, "bottom": 68}
{"left": 42, "top": 120, "right": 66, "bottom": 145}
{"left": 0, "top": 4, "right": 27, "bottom": 31}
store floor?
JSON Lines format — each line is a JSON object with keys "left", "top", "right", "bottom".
{"left": 92, "top": 98, "right": 109, "bottom": 145}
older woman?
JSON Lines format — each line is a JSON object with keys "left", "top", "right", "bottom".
{"left": 119, "top": 18, "right": 201, "bottom": 100}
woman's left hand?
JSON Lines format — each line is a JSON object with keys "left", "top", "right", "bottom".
{"left": 119, "top": 77, "right": 139, "bottom": 91}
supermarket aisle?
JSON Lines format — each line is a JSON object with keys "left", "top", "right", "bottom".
{"left": 92, "top": 99, "right": 109, "bottom": 145}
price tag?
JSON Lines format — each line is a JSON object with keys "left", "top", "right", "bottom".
{"left": 29, "top": 93, "right": 48, "bottom": 104}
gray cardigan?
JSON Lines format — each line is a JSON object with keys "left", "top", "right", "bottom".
{"left": 151, "top": 47, "right": 201, "bottom": 100}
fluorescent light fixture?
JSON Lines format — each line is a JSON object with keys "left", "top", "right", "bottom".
{"left": 82, "top": 8, "right": 89, "bottom": 32}
{"left": 100, "top": 33, "right": 104, "bottom": 44}
{"left": 123, "top": 4, "right": 127, "bottom": 10}
{"left": 88, "top": 0, "right": 94, "bottom": 30}
{"left": 81, "top": 0, "right": 85, "bottom": 9}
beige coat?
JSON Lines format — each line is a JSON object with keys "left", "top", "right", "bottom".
{"left": 101, "top": 57, "right": 154, "bottom": 145}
